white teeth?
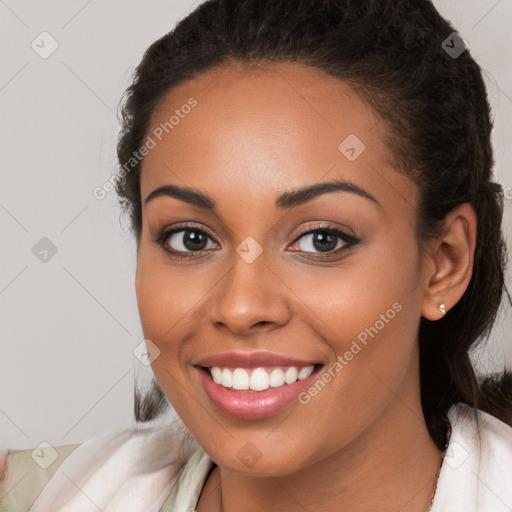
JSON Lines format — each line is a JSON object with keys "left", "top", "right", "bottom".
{"left": 250, "top": 368, "right": 269, "bottom": 391}
{"left": 211, "top": 367, "right": 223, "bottom": 384}
{"left": 298, "top": 365, "right": 314, "bottom": 380}
{"left": 232, "top": 368, "right": 250, "bottom": 390}
{"left": 208, "top": 365, "right": 316, "bottom": 391}
{"left": 284, "top": 367, "right": 298, "bottom": 384}
{"left": 269, "top": 368, "right": 285, "bottom": 387}
{"left": 222, "top": 368, "right": 233, "bottom": 388}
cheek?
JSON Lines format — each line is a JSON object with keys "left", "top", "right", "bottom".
{"left": 134, "top": 244, "right": 218, "bottom": 408}
{"left": 289, "top": 232, "right": 421, "bottom": 344}
{"left": 286, "top": 235, "right": 422, "bottom": 419}
{"left": 135, "top": 246, "right": 204, "bottom": 342}
{"left": 134, "top": 250, "right": 197, "bottom": 409}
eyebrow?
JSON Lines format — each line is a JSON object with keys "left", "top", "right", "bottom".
{"left": 144, "top": 178, "right": 381, "bottom": 210}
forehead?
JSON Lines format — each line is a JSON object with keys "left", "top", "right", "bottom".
{"left": 139, "top": 61, "right": 415, "bottom": 215}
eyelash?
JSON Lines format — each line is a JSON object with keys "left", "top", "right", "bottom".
{"left": 154, "top": 222, "right": 360, "bottom": 261}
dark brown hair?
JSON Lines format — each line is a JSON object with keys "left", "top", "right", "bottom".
{"left": 115, "top": 0, "right": 512, "bottom": 450}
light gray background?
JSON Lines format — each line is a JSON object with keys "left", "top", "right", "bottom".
{"left": 1, "top": 0, "right": 511, "bottom": 450}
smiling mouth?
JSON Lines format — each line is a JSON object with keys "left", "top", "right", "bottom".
{"left": 196, "top": 363, "right": 324, "bottom": 393}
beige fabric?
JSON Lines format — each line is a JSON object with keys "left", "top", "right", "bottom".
{"left": 0, "top": 444, "right": 80, "bottom": 511}
{"left": 9, "top": 413, "right": 198, "bottom": 512}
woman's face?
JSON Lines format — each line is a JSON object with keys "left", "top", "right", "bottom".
{"left": 136, "top": 62, "right": 429, "bottom": 475}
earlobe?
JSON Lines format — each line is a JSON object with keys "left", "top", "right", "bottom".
{"left": 421, "top": 203, "right": 477, "bottom": 321}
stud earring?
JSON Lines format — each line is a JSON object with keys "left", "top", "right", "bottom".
{"left": 439, "top": 303, "right": 446, "bottom": 316}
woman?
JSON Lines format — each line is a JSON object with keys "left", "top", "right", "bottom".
{"left": 2, "top": 0, "right": 512, "bottom": 510}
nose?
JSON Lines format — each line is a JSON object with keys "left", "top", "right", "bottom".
{"left": 209, "top": 250, "right": 291, "bottom": 336}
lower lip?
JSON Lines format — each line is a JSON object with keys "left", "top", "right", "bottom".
{"left": 196, "top": 366, "right": 322, "bottom": 420}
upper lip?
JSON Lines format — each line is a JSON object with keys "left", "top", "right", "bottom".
{"left": 193, "top": 351, "right": 322, "bottom": 369}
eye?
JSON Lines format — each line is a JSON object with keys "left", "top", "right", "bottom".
{"left": 155, "top": 222, "right": 359, "bottom": 260}
{"left": 156, "top": 223, "right": 218, "bottom": 258}
{"left": 288, "top": 225, "right": 359, "bottom": 257}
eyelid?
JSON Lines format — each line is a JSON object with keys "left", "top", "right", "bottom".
{"left": 291, "top": 223, "right": 358, "bottom": 243}
{"left": 288, "top": 225, "right": 360, "bottom": 260}
{"left": 157, "top": 222, "right": 357, "bottom": 245}
{"left": 155, "top": 221, "right": 360, "bottom": 259}
{"left": 157, "top": 221, "right": 219, "bottom": 243}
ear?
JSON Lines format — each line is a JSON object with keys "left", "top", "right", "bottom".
{"left": 421, "top": 203, "right": 477, "bottom": 320}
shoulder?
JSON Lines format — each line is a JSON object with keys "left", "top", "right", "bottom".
{"left": 432, "top": 402, "right": 512, "bottom": 511}
{"left": 0, "top": 412, "right": 197, "bottom": 511}
{"left": 0, "top": 443, "right": 81, "bottom": 512}
{"left": 448, "top": 402, "right": 512, "bottom": 457}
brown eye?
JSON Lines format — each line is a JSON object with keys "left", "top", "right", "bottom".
{"left": 289, "top": 226, "right": 359, "bottom": 256}
{"left": 165, "top": 229, "right": 213, "bottom": 252}
{"left": 294, "top": 230, "right": 345, "bottom": 253}
{"left": 156, "top": 223, "right": 219, "bottom": 258}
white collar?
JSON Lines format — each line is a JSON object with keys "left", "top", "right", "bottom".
{"left": 29, "top": 410, "right": 198, "bottom": 512}
{"left": 29, "top": 403, "right": 512, "bottom": 511}
{"left": 431, "top": 402, "right": 512, "bottom": 511}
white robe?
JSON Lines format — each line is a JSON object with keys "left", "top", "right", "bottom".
{"left": 17, "top": 402, "right": 512, "bottom": 511}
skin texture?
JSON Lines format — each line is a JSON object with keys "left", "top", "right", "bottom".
{"left": 135, "top": 62, "right": 476, "bottom": 512}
